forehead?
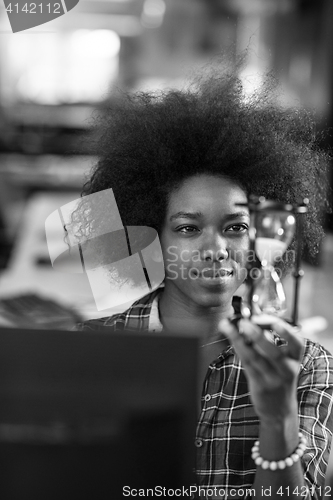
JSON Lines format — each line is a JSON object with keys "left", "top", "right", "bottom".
{"left": 167, "top": 174, "right": 248, "bottom": 216}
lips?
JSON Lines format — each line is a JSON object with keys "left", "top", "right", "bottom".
{"left": 197, "top": 268, "right": 233, "bottom": 278}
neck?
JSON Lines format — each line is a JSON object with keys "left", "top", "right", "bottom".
{"left": 158, "top": 282, "right": 234, "bottom": 340}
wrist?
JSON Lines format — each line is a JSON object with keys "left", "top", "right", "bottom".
{"left": 252, "top": 432, "right": 307, "bottom": 471}
{"left": 259, "top": 401, "right": 299, "bottom": 428}
{"left": 258, "top": 413, "right": 300, "bottom": 461}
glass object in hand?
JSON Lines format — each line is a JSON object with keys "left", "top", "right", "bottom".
{"left": 253, "top": 212, "right": 296, "bottom": 315}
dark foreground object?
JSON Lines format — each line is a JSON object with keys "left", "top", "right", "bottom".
{"left": 0, "top": 327, "right": 199, "bottom": 500}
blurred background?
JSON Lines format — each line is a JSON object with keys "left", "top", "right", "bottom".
{"left": 0, "top": 0, "right": 332, "bottom": 487}
{"left": 0, "top": 1, "right": 332, "bottom": 344}
{"left": 0, "top": 0, "right": 332, "bottom": 328}
{"left": 0, "top": 0, "right": 333, "bottom": 330}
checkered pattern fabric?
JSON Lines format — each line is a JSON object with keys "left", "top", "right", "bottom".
{"left": 76, "top": 289, "right": 333, "bottom": 499}
{"left": 76, "top": 288, "right": 161, "bottom": 332}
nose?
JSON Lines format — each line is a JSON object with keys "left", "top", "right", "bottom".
{"left": 202, "top": 235, "right": 229, "bottom": 262}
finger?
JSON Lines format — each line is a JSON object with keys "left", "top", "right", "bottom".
{"left": 273, "top": 321, "right": 304, "bottom": 361}
{"left": 237, "top": 320, "right": 300, "bottom": 383}
{"left": 220, "top": 319, "right": 301, "bottom": 389}
{"left": 251, "top": 313, "right": 280, "bottom": 329}
{"left": 252, "top": 315, "right": 304, "bottom": 361}
{"left": 221, "top": 318, "right": 276, "bottom": 360}
{"left": 224, "top": 317, "right": 302, "bottom": 383}
{"left": 239, "top": 319, "right": 284, "bottom": 361}
{"left": 219, "top": 319, "right": 278, "bottom": 381}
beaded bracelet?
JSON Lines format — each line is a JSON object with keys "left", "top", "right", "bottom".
{"left": 251, "top": 432, "right": 307, "bottom": 471}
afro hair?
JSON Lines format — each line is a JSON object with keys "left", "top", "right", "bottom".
{"left": 72, "top": 66, "right": 331, "bottom": 266}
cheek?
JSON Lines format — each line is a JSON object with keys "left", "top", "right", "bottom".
{"left": 229, "top": 242, "right": 249, "bottom": 274}
{"left": 163, "top": 247, "right": 192, "bottom": 271}
{"left": 160, "top": 232, "right": 190, "bottom": 267}
{"left": 160, "top": 242, "right": 185, "bottom": 275}
{"left": 162, "top": 241, "right": 182, "bottom": 266}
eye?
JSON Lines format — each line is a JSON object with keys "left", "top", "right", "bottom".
{"left": 177, "top": 225, "right": 199, "bottom": 234}
{"left": 226, "top": 224, "right": 249, "bottom": 233}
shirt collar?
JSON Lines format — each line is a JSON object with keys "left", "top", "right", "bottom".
{"left": 148, "top": 292, "right": 163, "bottom": 332}
{"left": 147, "top": 293, "right": 284, "bottom": 352}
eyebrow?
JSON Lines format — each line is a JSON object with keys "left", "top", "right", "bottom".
{"left": 169, "top": 210, "right": 250, "bottom": 222}
{"left": 169, "top": 211, "right": 203, "bottom": 221}
{"left": 224, "top": 211, "right": 250, "bottom": 221}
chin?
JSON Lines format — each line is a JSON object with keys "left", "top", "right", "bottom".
{"left": 189, "top": 288, "right": 233, "bottom": 309}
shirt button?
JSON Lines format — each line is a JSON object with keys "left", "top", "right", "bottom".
{"left": 194, "top": 438, "right": 203, "bottom": 448}
{"left": 204, "top": 394, "right": 211, "bottom": 402}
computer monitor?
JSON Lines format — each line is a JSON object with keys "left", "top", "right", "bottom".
{"left": 0, "top": 327, "right": 199, "bottom": 500}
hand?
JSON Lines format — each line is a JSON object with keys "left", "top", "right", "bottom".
{"left": 219, "top": 316, "right": 304, "bottom": 422}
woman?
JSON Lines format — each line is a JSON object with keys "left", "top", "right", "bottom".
{"left": 75, "top": 69, "right": 333, "bottom": 499}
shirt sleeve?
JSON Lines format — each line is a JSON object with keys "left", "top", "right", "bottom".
{"left": 297, "top": 341, "right": 333, "bottom": 500}
{"left": 72, "top": 315, "right": 125, "bottom": 331}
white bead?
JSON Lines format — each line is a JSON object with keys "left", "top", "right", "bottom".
{"left": 252, "top": 433, "right": 306, "bottom": 471}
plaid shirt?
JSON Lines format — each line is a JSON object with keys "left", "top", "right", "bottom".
{"left": 77, "top": 289, "right": 333, "bottom": 499}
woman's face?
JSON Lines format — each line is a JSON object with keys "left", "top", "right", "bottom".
{"left": 160, "top": 174, "right": 249, "bottom": 309}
